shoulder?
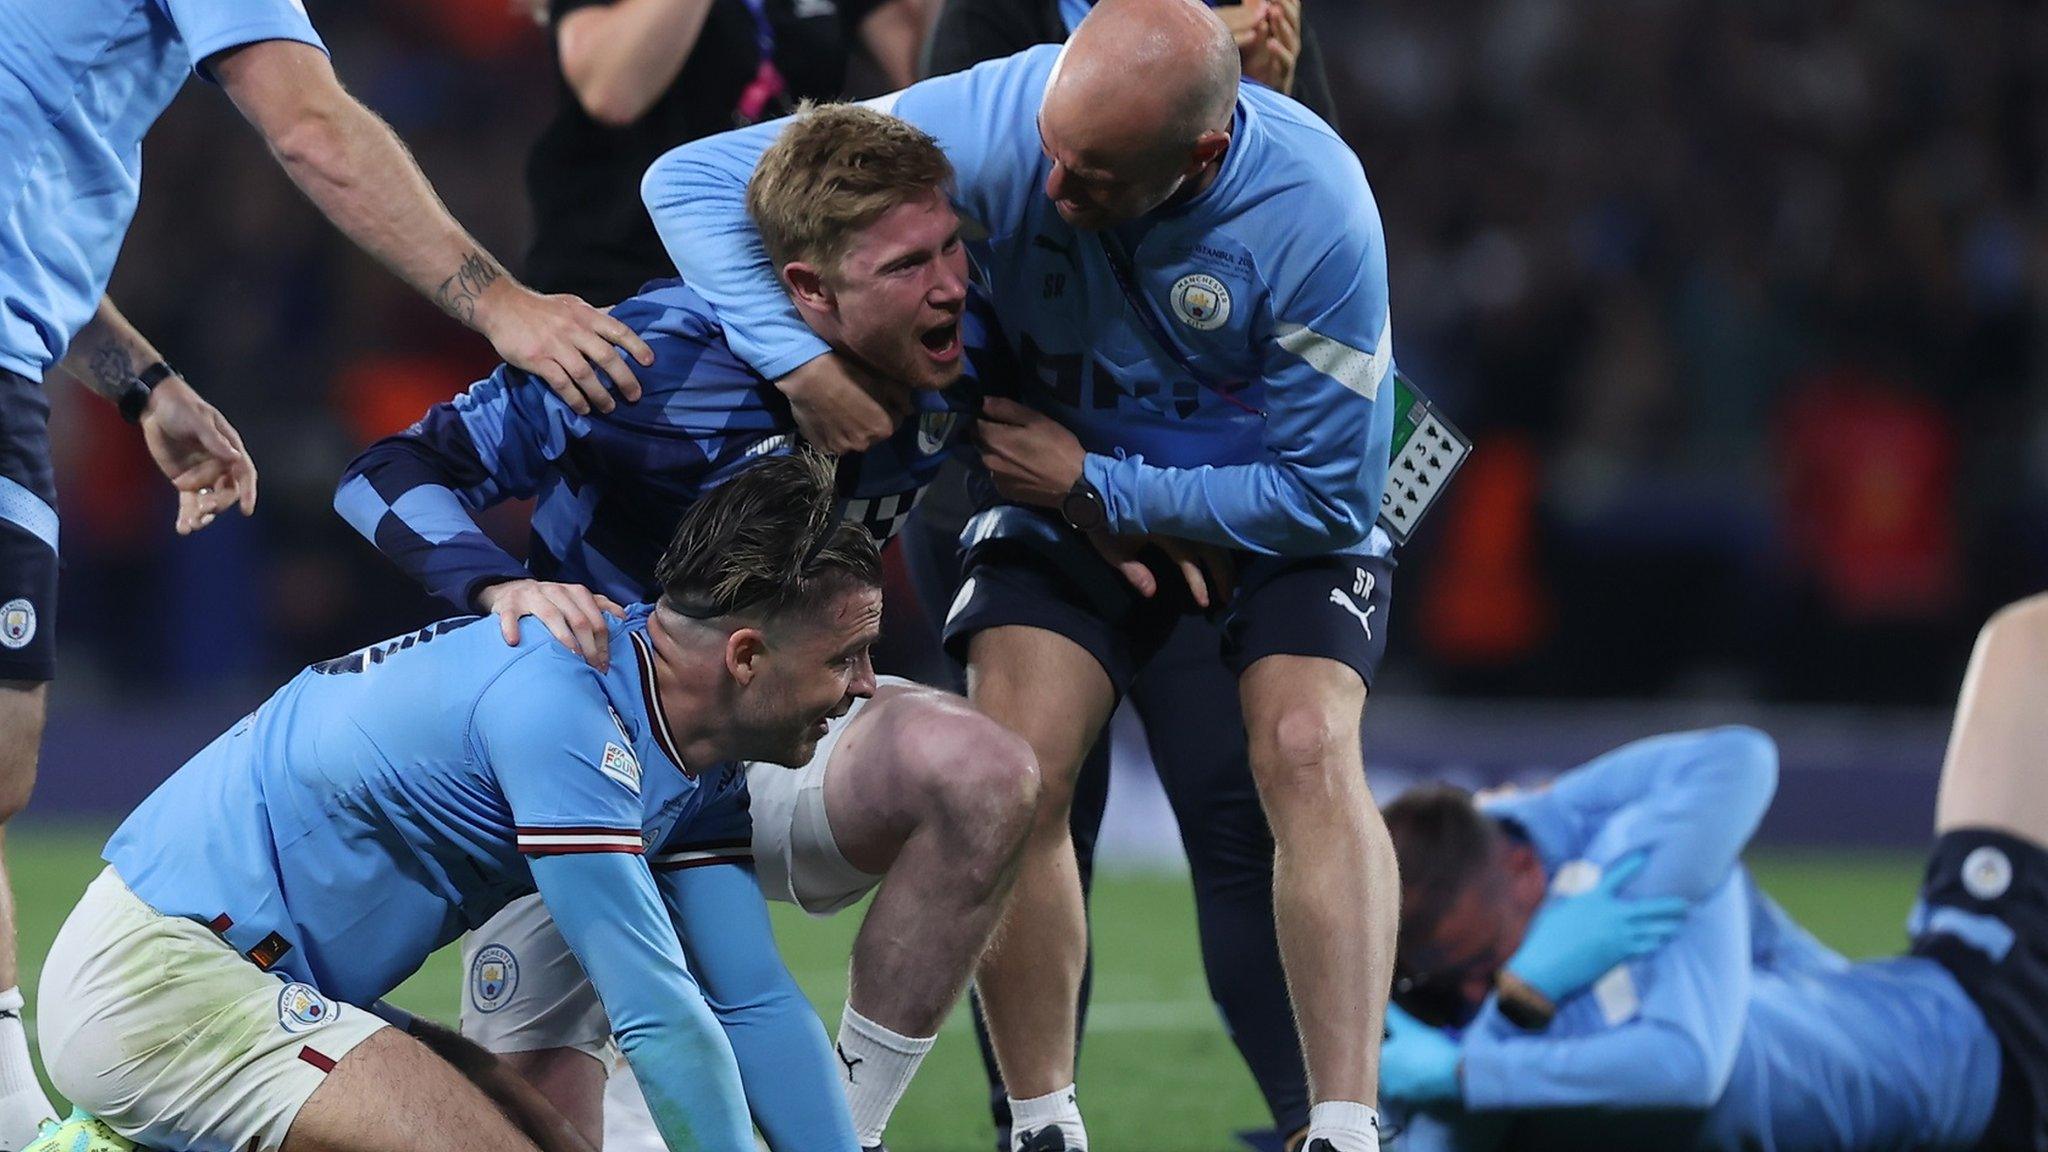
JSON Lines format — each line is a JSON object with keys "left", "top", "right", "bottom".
{"left": 598, "top": 282, "right": 771, "bottom": 411}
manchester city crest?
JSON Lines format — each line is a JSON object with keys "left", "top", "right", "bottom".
{"left": 0, "top": 599, "right": 33, "bottom": 650}
{"left": 470, "top": 943, "right": 519, "bottom": 1013}
{"left": 917, "top": 410, "right": 958, "bottom": 456}
{"left": 276, "top": 982, "right": 337, "bottom": 1034}
{"left": 1169, "top": 274, "right": 1230, "bottom": 331}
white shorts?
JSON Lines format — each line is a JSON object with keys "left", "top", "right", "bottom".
{"left": 460, "top": 680, "right": 904, "bottom": 1056}
{"left": 38, "top": 868, "right": 387, "bottom": 1152}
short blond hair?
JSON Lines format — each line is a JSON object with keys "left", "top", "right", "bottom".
{"left": 747, "top": 102, "right": 955, "bottom": 276}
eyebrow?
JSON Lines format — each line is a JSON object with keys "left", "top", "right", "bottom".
{"left": 1036, "top": 116, "right": 1115, "bottom": 183}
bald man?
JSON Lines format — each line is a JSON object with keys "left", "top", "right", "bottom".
{"left": 644, "top": 4, "right": 1399, "bottom": 1150}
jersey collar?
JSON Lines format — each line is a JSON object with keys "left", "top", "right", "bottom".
{"left": 628, "top": 627, "right": 694, "bottom": 778}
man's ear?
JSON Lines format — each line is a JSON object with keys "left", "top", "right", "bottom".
{"left": 1183, "top": 129, "right": 1231, "bottom": 179}
{"left": 783, "top": 260, "right": 834, "bottom": 315}
{"left": 723, "top": 626, "right": 769, "bottom": 687}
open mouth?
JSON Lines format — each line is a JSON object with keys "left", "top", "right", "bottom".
{"left": 920, "top": 319, "right": 961, "bottom": 361}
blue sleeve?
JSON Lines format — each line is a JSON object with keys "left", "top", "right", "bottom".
{"left": 640, "top": 48, "right": 1056, "bottom": 381}
{"left": 657, "top": 857, "right": 859, "bottom": 1151}
{"left": 1083, "top": 189, "right": 1394, "bottom": 554}
{"left": 642, "top": 121, "right": 825, "bottom": 381}
{"left": 474, "top": 638, "right": 647, "bottom": 844}
{"left": 1459, "top": 877, "right": 1752, "bottom": 1111}
{"left": 162, "top": 0, "right": 327, "bottom": 75}
{"left": 530, "top": 852, "right": 757, "bottom": 1152}
{"left": 1485, "top": 726, "right": 1780, "bottom": 902}
{"left": 335, "top": 367, "right": 584, "bottom": 611}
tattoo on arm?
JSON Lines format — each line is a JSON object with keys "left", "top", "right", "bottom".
{"left": 434, "top": 251, "right": 503, "bottom": 325}
{"left": 83, "top": 339, "right": 134, "bottom": 401}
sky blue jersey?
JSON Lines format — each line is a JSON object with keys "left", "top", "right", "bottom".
{"left": 1398, "top": 728, "right": 2002, "bottom": 1152}
{"left": 336, "top": 278, "right": 995, "bottom": 610}
{"left": 0, "top": 0, "right": 324, "bottom": 379}
{"left": 643, "top": 45, "right": 1395, "bottom": 557}
{"left": 104, "top": 605, "right": 857, "bottom": 1152}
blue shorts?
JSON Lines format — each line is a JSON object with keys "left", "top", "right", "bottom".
{"left": 941, "top": 506, "right": 1394, "bottom": 697}
{"left": 1913, "top": 829, "right": 2048, "bottom": 1152}
{"left": 0, "top": 369, "right": 56, "bottom": 682}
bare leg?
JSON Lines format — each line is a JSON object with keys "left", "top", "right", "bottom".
{"left": 1239, "top": 656, "right": 1394, "bottom": 1118}
{"left": 284, "top": 1028, "right": 549, "bottom": 1152}
{"left": 966, "top": 627, "right": 1117, "bottom": 1103}
{"left": 824, "top": 687, "right": 1038, "bottom": 1035}
{"left": 499, "top": 1048, "right": 607, "bottom": 1152}
{"left": 1935, "top": 593, "right": 2048, "bottom": 842}
{"left": 0, "top": 683, "right": 53, "bottom": 1149}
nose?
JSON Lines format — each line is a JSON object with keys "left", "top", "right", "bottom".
{"left": 848, "top": 651, "right": 878, "bottom": 699}
{"left": 1044, "top": 160, "right": 1073, "bottom": 205}
{"left": 929, "top": 254, "right": 968, "bottom": 308}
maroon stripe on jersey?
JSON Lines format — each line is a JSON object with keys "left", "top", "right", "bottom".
{"left": 659, "top": 837, "right": 753, "bottom": 853}
{"left": 514, "top": 826, "right": 644, "bottom": 837}
{"left": 206, "top": 913, "right": 233, "bottom": 934}
{"left": 518, "top": 843, "right": 646, "bottom": 857}
{"left": 630, "top": 631, "right": 694, "bottom": 777}
{"left": 298, "top": 1047, "right": 336, "bottom": 1073}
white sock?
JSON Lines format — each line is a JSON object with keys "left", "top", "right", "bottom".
{"left": 835, "top": 1006, "right": 934, "bottom": 1148}
{"left": 1304, "top": 1100, "right": 1380, "bottom": 1152}
{"left": 0, "top": 988, "right": 55, "bottom": 1152}
{"left": 1008, "top": 1083, "right": 1086, "bottom": 1151}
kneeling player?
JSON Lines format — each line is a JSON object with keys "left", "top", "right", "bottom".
{"left": 35, "top": 455, "right": 882, "bottom": 1152}
{"left": 335, "top": 104, "right": 1035, "bottom": 1151}
{"left": 1376, "top": 593, "right": 2048, "bottom": 1152}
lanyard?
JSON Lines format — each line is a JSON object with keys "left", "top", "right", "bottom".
{"left": 1095, "top": 231, "right": 1264, "bottom": 418}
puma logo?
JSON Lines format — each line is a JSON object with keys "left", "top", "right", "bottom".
{"left": 1328, "top": 588, "right": 1375, "bottom": 639}
{"left": 837, "top": 1044, "right": 864, "bottom": 1083}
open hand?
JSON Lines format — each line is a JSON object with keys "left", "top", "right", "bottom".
{"left": 1087, "top": 533, "right": 1237, "bottom": 610}
{"left": 477, "top": 579, "right": 628, "bottom": 672}
{"left": 139, "top": 376, "right": 258, "bottom": 535}
{"left": 476, "top": 281, "right": 654, "bottom": 416}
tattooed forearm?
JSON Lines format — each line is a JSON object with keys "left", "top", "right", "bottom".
{"left": 84, "top": 339, "right": 135, "bottom": 400}
{"left": 434, "top": 251, "right": 503, "bottom": 325}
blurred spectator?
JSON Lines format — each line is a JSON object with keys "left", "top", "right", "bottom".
{"left": 53, "top": 0, "right": 2048, "bottom": 706}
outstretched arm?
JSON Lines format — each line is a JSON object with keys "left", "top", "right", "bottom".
{"left": 208, "top": 39, "right": 652, "bottom": 414}
{"left": 660, "top": 856, "right": 860, "bottom": 1150}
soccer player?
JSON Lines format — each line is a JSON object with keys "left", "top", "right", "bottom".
{"left": 0, "top": 6, "right": 658, "bottom": 1134}
{"left": 1375, "top": 594, "right": 2048, "bottom": 1152}
{"left": 34, "top": 452, "right": 879, "bottom": 1152}
{"left": 643, "top": 1, "right": 1399, "bottom": 1148}
{"left": 337, "top": 105, "right": 1037, "bottom": 1152}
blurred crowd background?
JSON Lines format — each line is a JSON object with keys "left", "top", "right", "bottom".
{"left": 45, "top": 0, "right": 2048, "bottom": 709}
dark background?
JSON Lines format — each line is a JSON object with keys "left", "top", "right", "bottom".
{"left": 44, "top": 0, "right": 2048, "bottom": 718}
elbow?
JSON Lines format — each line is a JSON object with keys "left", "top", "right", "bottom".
{"left": 570, "top": 77, "right": 651, "bottom": 129}
{"left": 1701, "top": 725, "right": 1780, "bottom": 815}
{"left": 267, "top": 102, "right": 357, "bottom": 189}
{"left": 1634, "top": 1035, "right": 1727, "bottom": 1111}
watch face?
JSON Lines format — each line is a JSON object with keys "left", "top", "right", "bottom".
{"left": 1061, "top": 489, "right": 1105, "bottom": 532}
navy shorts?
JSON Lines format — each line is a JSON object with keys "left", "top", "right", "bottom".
{"left": 1911, "top": 829, "right": 2048, "bottom": 1151}
{"left": 941, "top": 506, "right": 1394, "bottom": 697}
{"left": 0, "top": 369, "right": 56, "bottom": 682}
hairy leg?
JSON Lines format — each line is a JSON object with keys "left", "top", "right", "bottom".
{"left": 1240, "top": 655, "right": 1393, "bottom": 1110}
{"left": 824, "top": 686, "right": 1039, "bottom": 1035}
{"left": 1935, "top": 593, "right": 2048, "bottom": 842}
{"left": 965, "top": 626, "right": 1116, "bottom": 1099}
{"left": 0, "top": 682, "right": 46, "bottom": 995}
{"left": 283, "top": 1027, "right": 548, "bottom": 1152}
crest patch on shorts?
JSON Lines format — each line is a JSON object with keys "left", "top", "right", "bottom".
{"left": 470, "top": 944, "right": 519, "bottom": 1014}
{"left": 276, "top": 983, "right": 337, "bottom": 1034}
{"left": 0, "top": 599, "right": 34, "bottom": 649}
{"left": 1965, "top": 845, "right": 2015, "bottom": 901}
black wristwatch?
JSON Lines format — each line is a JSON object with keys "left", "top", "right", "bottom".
{"left": 116, "top": 361, "right": 176, "bottom": 424}
{"left": 1058, "top": 474, "right": 1107, "bottom": 533}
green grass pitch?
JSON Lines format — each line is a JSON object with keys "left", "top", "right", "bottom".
{"left": 5, "top": 822, "right": 1925, "bottom": 1152}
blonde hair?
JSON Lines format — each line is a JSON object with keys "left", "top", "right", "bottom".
{"left": 747, "top": 101, "right": 955, "bottom": 276}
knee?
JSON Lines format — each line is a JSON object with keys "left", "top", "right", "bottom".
{"left": 1254, "top": 703, "right": 1344, "bottom": 788}
{"left": 897, "top": 704, "right": 1039, "bottom": 852}
{"left": 1981, "top": 595, "right": 2048, "bottom": 657}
